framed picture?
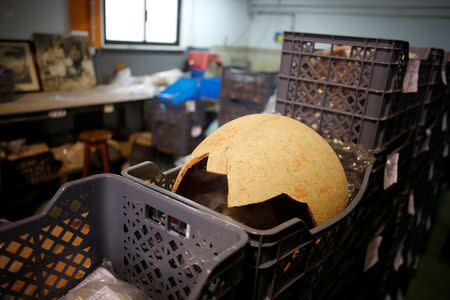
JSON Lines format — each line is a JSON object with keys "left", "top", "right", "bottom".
{"left": 33, "top": 33, "right": 97, "bottom": 92}
{"left": 0, "top": 40, "right": 40, "bottom": 92}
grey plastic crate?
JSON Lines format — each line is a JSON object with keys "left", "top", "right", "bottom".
{"left": 122, "top": 160, "right": 373, "bottom": 300}
{"left": 275, "top": 99, "right": 411, "bottom": 152}
{"left": 0, "top": 174, "right": 247, "bottom": 300}
{"left": 280, "top": 32, "right": 408, "bottom": 92}
{"left": 276, "top": 32, "right": 410, "bottom": 152}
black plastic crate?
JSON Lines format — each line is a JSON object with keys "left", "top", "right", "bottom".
{"left": 409, "top": 46, "right": 444, "bottom": 88}
{"left": 151, "top": 100, "right": 205, "bottom": 156}
{"left": 429, "top": 116, "right": 447, "bottom": 157}
{"left": 406, "top": 103, "right": 422, "bottom": 132}
{"left": 368, "top": 137, "right": 412, "bottom": 195}
{"left": 276, "top": 32, "right": 410, "bottom": 151}
{"left": 427, "top": 48, "right": 444, "bottom": 86}
{"left": 356, "top": 187, "right": 416, "bottom": 300}
{"left": 121, "top": 160, "right": 373, "bottom": 300}
{"left": 407, "top": 47, "right": 445, "bottom": 130}
{"left": 0, "top": 174, "right": 247, "bottom": 300}
{"left": 412, "top": 125, "right": 430, "bottom": 158}
{"left": 401, "top": 85, "right": 427, "bottom": 112}
{"left": 379, "top": 187, "right": 414, "bottom": 258}
{"left": 418, "top": 94, "right": 444, "bottom": 129}
{"left": 3, "top": 151, "right": 62, "bottom": 185}
{"left": 412, "top": 114, "right": 446, "bottom": 158}
{"left": 218, "top": 67, "right": 277, "bottom": 126}
{"left": 409, "top": 180, "right": 437, "bottom": 255}
{"left": 221, "top": 67, "right": 277, "bottom": 105}
{"left": 422, "top": 82, "right": 445, "bottom": 105}
{"left": 446, "top": 59, "right": 450, "bottom": 97}
{"left": 218, "top": 97, "right": 265, "bottom": 126}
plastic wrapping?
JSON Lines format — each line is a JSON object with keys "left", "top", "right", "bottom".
{"left": 60, "top": 265, "right": 148, "bottom": 300}
{"left": 262, "top": 90, "right": 277, "bottom": 114}
{"left": 51, "top": 142, "right": 84, "bottom": 168}
{"left": 96, "top": 67, "right": 184, "bottom": 97}
{"left": 328, "top": 138, "right": 375, "bottom": 200}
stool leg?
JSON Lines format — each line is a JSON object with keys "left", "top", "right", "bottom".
{"left": 100, "top": 142, "right": 110, "bottom": 173}
{"left": 82, "top": 143, "right": 90, "bottom": 177}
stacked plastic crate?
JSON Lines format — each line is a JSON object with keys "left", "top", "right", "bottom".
{"left": 408, "top": 46, "right": 446, "bottom": 250}
{"left": 274, "top": 32, "right": 420, "bottom": 299}
{"left": 121, "top": 31, "right": 412, "bottom": 300}
{"left": 376, "top": 46, "right": 447, "bottom": 299}
{"left": 443, "top": 52, "right": 450, "bottom": 183}
{"left": 218, "top": 67, "right": 277, "bottom": 126}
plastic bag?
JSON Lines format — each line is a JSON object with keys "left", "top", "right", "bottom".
{"left": 150, "top": 68, "right": 184, "bottom": 87}
{"left": 60, "top": 267, "right": 148, "bottom": 300}
{"left": 262, "top": 90, "right": 277, "bottom": 114}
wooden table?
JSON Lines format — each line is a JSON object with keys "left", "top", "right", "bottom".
{"left": 0, "top": 87, "right": 155, "bottom": 122}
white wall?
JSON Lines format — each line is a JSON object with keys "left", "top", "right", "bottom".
{"left": 246, "top": 14, "right": 292, "bottom": 49}
{"left": 293, "top": 14, "right": 450, "bottom": 50}
{"left": 181, "top": 0, "right": 250, "bottom": 48}
{"left": 0, "top": 0, "right": 69, "bottom": 40}
{"left": 247, "top": 0, "right": 450, "bottom": 50}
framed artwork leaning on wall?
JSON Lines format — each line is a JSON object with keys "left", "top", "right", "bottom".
{"left": 0, "top": 40, "right": 40, "bottom": 92}
{"left": 33, "top": 33, "right": 96, "bottom": 92}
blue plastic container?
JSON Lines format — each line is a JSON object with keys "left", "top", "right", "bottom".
{"left": 158, "top": 78, "right": 200, "bottom": 104}
{"left": 200, "top": 77, "right": 221, "bottom": 99}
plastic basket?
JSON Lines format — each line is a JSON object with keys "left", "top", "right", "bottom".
{"left": 429, "top": 115, "right": 447, "bottom": 156}
{"left": 276, "top": 100, "right": 411, "bottom": 152}
{"left": 366, "top": 136, "right": 413, "bottom": 197}
{"left": 3, "top": 152, "right": 62, "bottom": 185}
{"left": 446, "top": 60, "right": 450, "bottom": 96}
{"left": 0, "top": 174, "right": 247, "bottom": 300}
{"left": 151, "top": 100, "right": 205, "bottom": 156}
{"left": 427, "top": 48, "right": 444, "bottom": 86}
{"left": 276, "top": 32, "right": 409, "bottom": 152}
{"left": 121, "top": 160, "right": 373, "bottom": 300}
{"left": 219, "top": 67, "right": 277, "bottom": 126}
{"left": 221, "top": 67, "right": 277, "bottom": 105}
{"left": 218, "top": 97, "right": 265, "bottom": 126}
{"left": 407, "top": 47, "right": 445, "bottom": 131}
{"left": 412, "top": 112, "right": 447, "bottom": 158}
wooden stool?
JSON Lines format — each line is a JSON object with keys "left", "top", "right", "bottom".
{"left": 79, "top": 129, "right": 113, "bottom": 177}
